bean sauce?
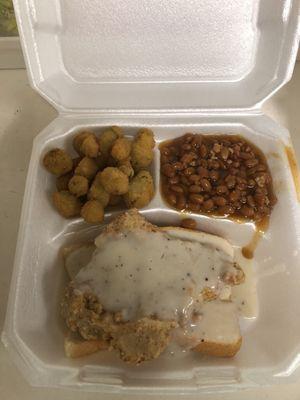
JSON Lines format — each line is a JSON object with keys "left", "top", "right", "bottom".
{"left": 160, "top": 134, "right": 277, "bottom": 222}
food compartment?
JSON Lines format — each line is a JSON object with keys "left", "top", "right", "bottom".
{"left": 3, "top": 113, "right": 300, "bottom": 392}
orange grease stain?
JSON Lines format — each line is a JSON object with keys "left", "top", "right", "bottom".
{"left": 242, "top": 217, "right": 269, "bottom": 259}
{"left": 285, "top": 146, "right": 300, "bottom": 202}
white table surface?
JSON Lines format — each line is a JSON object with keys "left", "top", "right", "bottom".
{"left": 0, "top": 65, "right": 300, "bottom": 400}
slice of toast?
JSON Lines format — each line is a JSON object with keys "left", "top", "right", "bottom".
{"left": 191, "top": 300, "right": 242, "bottom": 357}
{"left": 64, "top": 331, "right": 108, "bottom": 358}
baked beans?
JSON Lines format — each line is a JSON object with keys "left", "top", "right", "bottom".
{"left": 160, "top": 134, "right": 277, "bottom": 222}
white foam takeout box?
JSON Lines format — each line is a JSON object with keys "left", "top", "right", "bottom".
{"left": 2, "top": 0, "right": 300, "bottom": 395}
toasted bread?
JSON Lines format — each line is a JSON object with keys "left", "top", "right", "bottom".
{"left": 64, "top": 331, "right": 108, "bottom": 358}
{"left": 194, "top": 337, "right": 242, "bottom": 357}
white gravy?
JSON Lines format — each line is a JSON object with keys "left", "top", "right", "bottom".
{"left": 75, "top": 229, "right": 238, "bottom": 324}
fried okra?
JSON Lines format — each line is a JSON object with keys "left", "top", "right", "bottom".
{"left": 98, "top": 126, "right": 123, "bottom": 157}
{"left": 68, "top": 175, "right": 89, "bottom": 197}
{"left": 111, "top": 137, "right": 132, "bottom": 162}
{"left": 53, "top": 191, "right": 81, "bottom": 218}
{"left": 124, "top": 170, "right": 154, "bottom": 208}
{"left": 136, "top": 128, "right": 155, "bottom": 148}
{"left": 118, "top": 158, "right": 134, "bottom": 178}
{"left": 75, "top": 157, "right": 98, "bottom": 180}
{"left": 100, "top": 167, "right": 129, "bottom": 195}
{"left": 43, "top": 148, "right": 73, "bottom": 176}
{"left": 56, "top": 172, "right": 73, "bottom": 191}
{"left": 131, "top": 128, "right": 155, "bottom": 171}
{"left": 88, "top": 173, "right": 110, "bottom": 207}
{"left": 73, "top": 131, "right": 99, "bottom": 158}
{"left": 81, "top": 200, "right": 104, "bottom": 223}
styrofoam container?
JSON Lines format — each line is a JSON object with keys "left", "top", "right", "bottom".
{"left": 2, "top": 0, "right": 300, "bottom": 395}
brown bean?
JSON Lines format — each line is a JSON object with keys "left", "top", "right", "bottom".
{"left": 236, "top": 176, "right": 247, "bottom": 184}
{"left": 162, "top": 163, "right": 175, "bottom": 177}
{"left": 247, "top": 195, "right": 255, "bottom": 208}
{"left": 189, "top": 159, "right": 198, "bottom": 167}
{"left": 188, "top": 202, "right": 200, "bottom": 212}
{"left": 219, "top": 205, "right": 235, "bottom": 215}
{"left": 200, "top": 144, "right": 208, "bottom": 158}
{"left": 247, "top": 167, "right": 258, "bottom": 176}
{"left": 240, "top": 196, "right": 247, "bottom": 204}
{"left": 191, "top": 135, "right": 203, "bottom": 146}
{"left": 197, "top": 166, "right": 209, "bottom": 178}
{"left": 219, "top": 160, "right": 228, "bottom": 170}
{"left": 225, "top": 175, "right": 236, "bottom": 189}
{"left": 166, "top": 192, "right": 177, "bottom": 206}
{"left": 182, "top": 143, "right": 192, "bottom": 151}
{"left": 201, "top": 178, "right": 212, "bottom": 192}
{"left": 209, "top": 160, "right": 220, "bottom": 170}
{"left": 255, "top": 175, "right": 267, "bottom": 188}
{"left": 169, "top": 146, "right": 178, "bottom": 155}
{"left": 191, "top": 136, "right": 202, "bottom": 150}
{"left": 180, "top": 175, "right": 190, "bottom": 186}
{"left": 240, "top": 152, "right": 252, "bottom": 160}
{"left": 233, "top": 201, "right": 241, "bottom": 210}
{"left": 203, "top": 199, "right": 214, "bottom": 211}
{"left": 254, "top": 193, "right": 266, "bottom": 206}
{"left": 216, "top": 185, "right": 228, "bottom": 194}
{"left": 213, "top": 143, "right": 221, "bottom": 153}
{"left": 263, "top": 172, "right": 271, "bottom": 184}
{"left": 184, "top": 167, "right": 196, "bottom": 176}
{"left": 236, "top": 182, "right": 247, "bottom": 191}
{"left": 170, "top": 185, "right": 184, "bottom": 193}
{"left": 168, "top": 176, "right": 179, "bottom": 185}
{"left": 256, "top": 187, "right": 268, "bottom": 195}
{"left": 176, "top": 194, "right": 186, "bottom": 210}
{"left": 214, "top": 196, "right": 227, "bottom": 206}
{"left": 239, "top": 168, "right": 247, "bottom": 178}
{"left": 229, "top": 167, "right": 239, "bottom": 175}
{"left": 161, "top": 147, "right": 171, "bottom": 156}
{"left": 189, "top": 185, "right": 202, "bottom": 193}
{"left": 229, "top": 190, "right": 241, "bottom": 202}
{"left": 221, "top": 147, "right": 229, "bottom": 160}
{"left": 181, "top": 153, "right": 196, "bottom": 165}
{"left": 240, "top": 205, "right": 255, "bottom": 218}
{"left": 233, "top": 144, "right": 241, "bottom": 154}
{"left": 256, "top": 164, "right": 267, "bottom": 172}
{"left": 245, "top": 158, "right": 259, "bottom": 168}
{"left": 199, "top": 159, "right": 208, "bottom": 168}
{"left": 181, "top": 218, "right": 197, "bottom": 230}
{"left": 257, "top": 205, "right": 269, "bottom": 215}
{"left": 247, "top": 179, "right": 256, "bottom": 188}
{"left": 189, "top": 194, "right": 204, "bottom": 204}
{"left": 209, "top": 170, "right": 219, "bottom": 181}
{"left": 189, "top": 174, "right": 201, "bottom": 183}
{"left": 173, "top": 162, "right": 184, "bottom": 171}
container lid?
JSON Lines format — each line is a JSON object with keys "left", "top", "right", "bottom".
{"left": 14, "top": 0, "right": 299, "bottom": 112}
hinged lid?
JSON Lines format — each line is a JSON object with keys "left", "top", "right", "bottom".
{"left": 14, "top": 0, "right": 300, "bottom": 112}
